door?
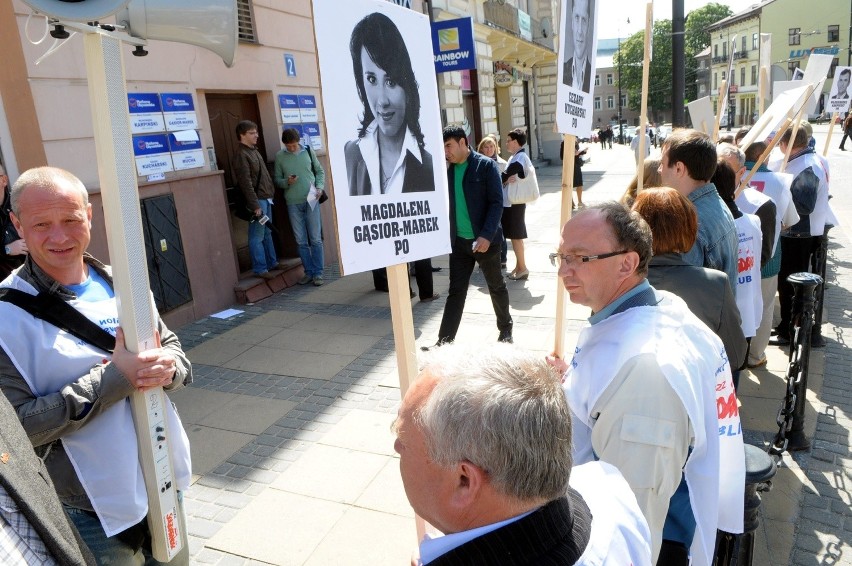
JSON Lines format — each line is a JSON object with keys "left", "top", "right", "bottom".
{"left": 140, "top": 195, "right": 192, "bottom": 312}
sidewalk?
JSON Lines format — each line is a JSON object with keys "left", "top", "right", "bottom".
{"left": 170, "top": 140, "right": 851, "bottom": 565}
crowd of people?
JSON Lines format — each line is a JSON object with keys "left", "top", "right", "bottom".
{"left": 0, "top": 104, "right": 838, "bottom": 566}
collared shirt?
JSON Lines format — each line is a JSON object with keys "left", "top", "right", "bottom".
{"left": 419, "top": 509, "right": 535, "bottom": 564}
{"left": 589, "top": 279, "right": 654, "bottom": 325}
{"left": 573, "top": 56, "right": 588, "bottom": 89}
{"left": 359, "top": 122, "right": 423, "bottom": 196}
{"left": 681, "top": 182, "right": 739, "bottom": 296}
{"left": 0, "top": 486, "right": 57, "bottom": 565}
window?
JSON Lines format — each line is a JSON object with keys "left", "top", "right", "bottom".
{"left": 595, "top": 75, "right": 600, "bottom": 86}
{"left": 731, "top": 70, "right": 736, "bottom": 86}
{"left": 828, "top": 25, "right": 840, "bottom": 42}
{"left": 751, "top": 65, "right": 757, "bottom": 85}
{"left": 607, "top": 73, "right": 614, "bottom": 85}
{"left": 740, "top": 67, "right": 746, "bottom": 86}
{"left": 594, "top": 97, "right": 601, "bottom": 110}
{"left": 607, "top": 95, "right": 614, "bottom": 109}
{"left": 723, "top": 42, "right": 727, "bottom": 58}
{"left": 714, "top": 72, "right": 718, "bottom": 90}
{"left": 789, "top": 28, "right": 800, "bottom": 45}
{"left": 752, "top": 33, "right": 758, "bottom": 50}
{"left": 722, "top": 71, "right": 726, "bottom": 82}
{"left": 714, "top": 44, "right": 719, "bottom": 58}
{"left": 788, "top": 61, "right": 800, "bottom": 77}
{"left": 237, "top": 0, "right": 257, "bottom": 43}
{"left": 620, "top": 94, "right": 627, "bottom": 108}
{"left": 829, "top": 57, "right": 839, "bottom": 78}
{"left": 741, "top": 35, "right": 747, "bottom": 53}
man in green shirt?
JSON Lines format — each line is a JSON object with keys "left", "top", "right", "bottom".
{"left": 426, "top": 126, "right": 512, "bottom": 348}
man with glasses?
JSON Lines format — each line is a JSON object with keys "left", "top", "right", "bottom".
{"left": 547, "top": 203, "right": 743, "bottom": 566}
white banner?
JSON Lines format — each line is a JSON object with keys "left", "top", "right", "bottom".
{"left": 313, "top": 0, "right": 450, "bottom": 275}
{"left": 556, "top": 0, "right": 599, "bottom": 137}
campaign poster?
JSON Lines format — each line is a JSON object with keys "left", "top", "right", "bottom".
{"left": 556, "top": 0, "right": 599, "bottom": 137}
{"left": 279, "top": 94, "right": 301, "bottom": 123}
{"left": 313, "top": 0, "right": 450, "bottom": 276}
{"left": 298, "top": 95, "right": 319, "bottom": 122}
{"left": 127, "top": 93, "right": 165, "bottom": 134}
{"left": 827, "top": 66, "right": 852, "bottom": 113}
{"left": 302, "top": 123, "right": 324, "bottom": 151}
{"left": 133, "top": 134, "right": 173, "bottom": 176}
{"left": 168, "top": 131, "right": 205, "bottom": 171}
{"left": 160, "top": 93, "right": 199, "bottom": 131}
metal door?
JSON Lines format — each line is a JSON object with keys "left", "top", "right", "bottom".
{"left": 141, "top": 195, "right": 192, "bottom": 312}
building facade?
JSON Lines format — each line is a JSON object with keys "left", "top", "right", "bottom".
{"left": 708, "top": 5, "right": 762, "bottom": 128}
{"left": 590, "top": 38, "right": 640, "bottom": 137}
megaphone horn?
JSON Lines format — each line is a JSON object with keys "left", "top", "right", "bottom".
{"left": 117, "top": 0, "right": 238, "bottom": 68}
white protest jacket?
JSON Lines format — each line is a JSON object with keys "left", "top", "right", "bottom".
{"left": 0, "top": 275, "right": 191, "bottom": 537}
{"left": 735, "top": 213, "right": 763, "bottom": 337}
{"left": 564, "top": 292, "right": 744, "bottom": 566}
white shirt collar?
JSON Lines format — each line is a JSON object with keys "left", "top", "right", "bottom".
{"left": 359, "top": 121, "right": 422, "bottom": 195}
{"left": 418, "top": 510, "right": 535, "bottom": 564}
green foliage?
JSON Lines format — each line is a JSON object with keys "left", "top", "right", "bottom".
{"left": 613, "top": 3, "right": 733, "bottom": 118}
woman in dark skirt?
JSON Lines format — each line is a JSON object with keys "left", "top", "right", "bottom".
{"left": 502, "top": 129, "right": 532, "bottom": 280}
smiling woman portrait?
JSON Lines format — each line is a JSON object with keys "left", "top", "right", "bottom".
{"left": 344, "top": 12, "right": 435, "bottom": 196}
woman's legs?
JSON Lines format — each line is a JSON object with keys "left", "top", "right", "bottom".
{"left": 575, "top": 185, "right": 584, "bottom": 207}
{"left": 511, "top": 239, "right": 527, "bottom": 274}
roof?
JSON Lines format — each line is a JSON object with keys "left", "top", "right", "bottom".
{"left": 706, "top": 1, "right": 770, "bottom": 31}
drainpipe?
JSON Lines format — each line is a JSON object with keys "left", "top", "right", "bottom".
{"left": 532, "top": 66, "right": 544, "bottom": 160}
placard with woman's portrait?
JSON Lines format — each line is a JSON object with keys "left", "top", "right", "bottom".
{"left": 314, "top": 0, "right": 450, "bottom": 275}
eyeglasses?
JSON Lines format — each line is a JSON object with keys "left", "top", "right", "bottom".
{"left": 549, "top": 250, "right": 628, "bottom": 267}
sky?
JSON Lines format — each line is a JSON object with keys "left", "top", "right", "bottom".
{"left": 594, "top": 0, "right": 763, "bottom": 40}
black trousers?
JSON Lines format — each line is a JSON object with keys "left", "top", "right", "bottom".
{"left": 776, "top": 235, "right": 819, "bottom": 338}
{"left": 371, "top": 258, "right": 433, "bottom": 299}
{"left": 437, "top": 237, "right": 512, "bottom": 343}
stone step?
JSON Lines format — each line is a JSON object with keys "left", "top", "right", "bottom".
{"left": 233, "top": 258, "right": 305, "bottom": 304}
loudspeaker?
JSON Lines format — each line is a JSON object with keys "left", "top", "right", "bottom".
{"left": 117, "top": 0, "right": 238, "bottom": 67}
{"left": 20, "top": 0, "right": 131, "bottom": 21}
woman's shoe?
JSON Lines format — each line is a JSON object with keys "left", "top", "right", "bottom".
{"left": 508, "top": 269, "right": 529, "bottom": 280}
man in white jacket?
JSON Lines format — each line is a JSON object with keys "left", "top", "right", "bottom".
{"left": 547, "top": 202, "right": 744, "bottom": 566}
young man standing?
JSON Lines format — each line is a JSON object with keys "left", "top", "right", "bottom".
{"left": 273, "top": 128, "right": 326, "bottom": 286}
{"left": 232, "top": 120, "right": 279, "bottom": 279}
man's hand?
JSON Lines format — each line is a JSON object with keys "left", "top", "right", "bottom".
{"left": 111, "top": 327, "right": 177, "bottom": 391}
{"left": 471, "top": 237, "right": 490, "bottom": 253}
{"left": 254, "top": 207, "right": 262, "bottom": 217}
{"left": 545, "top": 353, "right": 569, "bottom": 374}
{"left": 7, "top": 239, "right": 27, "bottom": 256}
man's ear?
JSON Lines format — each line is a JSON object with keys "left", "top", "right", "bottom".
{"left": 450, "top": 460, "right": 486, "bottom": 509}
{"left": 10, "top": 212, "right": 21, "bottom": 234}
{"left": 620, "top": 250, "right": 641, "bottom": 278}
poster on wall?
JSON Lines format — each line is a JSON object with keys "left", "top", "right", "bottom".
{"left": 127, "top": 93, "right": 165, "bottom": 134}
{"left": 430, "top": 17, "right": 476, "bottom": 73}
{"left": 168, "top": 131, "right": 205, "bottom": 171}
{"left": 556, "top": 0, "right": 599, "bottom": 137}
{"left": 279, "top": 95, "right": 301, "bottom": 122}
{"left": 313, "top": 0, "right": 450, "bottom": 276}
{"left": 133, "top": 134, "right": 174, "bottom": 176}
{"left": 160, "top": 93, "right": 199, "bottom": 131}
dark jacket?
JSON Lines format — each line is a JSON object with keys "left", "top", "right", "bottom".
{"left": 344, "top": 141, "right": 435, "bottom": 196}
{"left": 232, "top": 143, "right": 275, "bottom": 211}
{"left": 0, "top": 394, "right": 95, "bottom": 565}
{"left": 447, "top": 149, "right": 504, "bottom": 244}
{"left": 647, "top": 253, "right": 748, "bottom": 370}
{"left": 1, "top": 186, "right": 24, "bottom": 279}
{"left": 428, "top": 492, "right": 591, "bottom": 565}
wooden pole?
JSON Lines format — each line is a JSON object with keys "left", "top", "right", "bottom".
{"left": 553, "top": 133, "right": 576, "bottom": 358}
{"left": 713, "top": 80, "right": 728, "bottom": 143}
{"left": 735, "top": 117, "right": 791, "bottom": 198}
{"left": 823, "top": 112, "right": 840, "bottom": 156}
{"left": 636, "top": 2, "right": 653, "bottom": 192}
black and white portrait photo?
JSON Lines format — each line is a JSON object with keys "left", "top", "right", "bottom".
{"left": 828, "top": 66, "right": 852, "bottom": 113}
{"left": 344, "top": 12, "right": 435, "bottom": 197}
{"left": 313, "top": 0, "right": 449, "bottom": 275}
{"left": 562, "top": 0, "right": 594, "bottom": 93}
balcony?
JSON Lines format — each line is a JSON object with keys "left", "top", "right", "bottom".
{"left": 483, "top": 1, "right": 554, "bottom": 51}
{"left": 734, "top": 50, "right": 749, "bottom": 60}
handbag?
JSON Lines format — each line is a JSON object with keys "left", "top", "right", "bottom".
{"left": 508, "top": 162, "right": 540, "bottom": 204}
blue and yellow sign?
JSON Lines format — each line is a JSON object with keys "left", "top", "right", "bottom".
{"left": 431, "top": 17, "right": 475, "bottom": 73}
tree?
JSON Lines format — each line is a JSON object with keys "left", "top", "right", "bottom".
{"left": 684, "top": 3, "right": 733, "bottom": 100}
{"left": 613, "top": 3, "right": 733, "bottom": 119}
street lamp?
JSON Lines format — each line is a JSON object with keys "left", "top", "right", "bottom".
{"left": 617, "top": 18, "right": 629, "bottom": 144}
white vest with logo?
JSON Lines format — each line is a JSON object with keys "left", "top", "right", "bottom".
{"left": 735, "top": 213, "right": 763, "bottom": 337}
{"left": 564, "top": 292, "right": 744, "bottom": 566}
{"left": 0, "top": 276, "right": 191, "bottom": 537}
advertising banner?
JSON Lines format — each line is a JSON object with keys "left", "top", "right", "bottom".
{"left": 431, "top": 17, "right": 476, "bottom": 73}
